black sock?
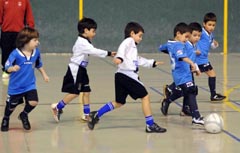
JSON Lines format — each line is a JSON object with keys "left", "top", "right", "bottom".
{"left": 3, "top": 103, "right": 14, "bottom": 118}
{"left": 23, "top": 103, "right": 36, "bottom": 114}
{"left": 208, "top": 77, "right": 216, "bottom": 97}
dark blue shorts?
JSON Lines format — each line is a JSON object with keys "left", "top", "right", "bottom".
{"left": 115, "top": 73, "right": 148, "bottom": 104}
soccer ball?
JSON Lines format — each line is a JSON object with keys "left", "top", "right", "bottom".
{"left": 204, "top": 113, "right": 224, "bottom": 134}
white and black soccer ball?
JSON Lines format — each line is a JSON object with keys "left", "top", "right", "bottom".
{"left": 204, "top": 113, "right": 224, "bottom": 134}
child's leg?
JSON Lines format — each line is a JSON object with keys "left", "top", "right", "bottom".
{"left": 205, "top": 69, "right": 217, "bottom": 97}
{"left": 141, "top": 95, "right": 154, "bottom": 126}
{"left": 82, "top": 92, "right": 90, "bottom": 119}
{"left": 142, "top": 95, "right": 167, "bottom": 133}
{"left": 56, "top": 93, "right": 78, "bottom": 110}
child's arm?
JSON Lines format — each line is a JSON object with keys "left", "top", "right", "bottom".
{"left": 158, "top": 43, "right": 169, "bottom": 54}
{"left": 182, "top": 57, "right": 196, "bottom": 72}
{"left": 38, "top": 67, "right": 49, "bottom": 82}
{"left": 138, "top": 56, "right": 164, "bottom": 68}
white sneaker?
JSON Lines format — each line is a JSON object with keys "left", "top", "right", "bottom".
{"left": 81, "top": 114, "right": 90, "bottom": 122}
{"left": 192, "top": 116, "right": 204, "bottom": 125}
{"left": 51, "top": 103, "right": 63, "bottom": 123}
{"left": 2, "top": 72, "right": 9, "bottom": 79}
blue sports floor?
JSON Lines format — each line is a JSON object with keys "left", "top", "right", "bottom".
{"left": 0, "top": 53, "right": 240, "bottom": 153}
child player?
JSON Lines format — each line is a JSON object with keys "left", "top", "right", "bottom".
{"left": 160, "top": 22, "right": 204, "bottom": 125}
{"left": 87, "top": 22, "right": 167, "bottom": 133}
{"left": 159, "top": 22, "right": 202, "bottom": 116}
{"left": 51, "top": 17, "right": 115, "bottom": 122}
{"left": 1, "top": 27, "right": 49, "bottom": 131}
{"left": 196, "top": 12, "right": 226, "bottom": 102}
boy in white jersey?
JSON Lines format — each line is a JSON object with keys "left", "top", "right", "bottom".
{"left": 51, "top": 18, "right": 115, "bottom": 122}
{"left": 196, "top": 12, "right": 226, "bottom": 102}
{"left": 88, "top": 22, "right": 167, "bottom": 133}
{"left": 1, "top": 27, "right": 49, "bottom": 131}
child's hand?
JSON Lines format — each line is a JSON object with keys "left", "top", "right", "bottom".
{"left": 195, "top": 70, "right": 201, "bottom": 76}
{"left": 211, "top": 40, "right": 219, "bottom": 49}
{"left": 195, "top": 50, "right": 201, "bottom": 55}
{"left": 8, "top": 65, "right": 20, "bottom": 72}
{"left": 43, "top": 74, "right": 50, "bottom": 82}
{"left": 111, "top": 51, "right": 117, "bottom": 57}
{"left": 155, "top": 61, "right": 164, "bottom": 66}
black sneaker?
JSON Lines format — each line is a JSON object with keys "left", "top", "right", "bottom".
{"left": 1, "top": 117, "right": 9, "bottom": 132}
{"left": 163, "top": 84, "right": 171, "bottom": 99}
{"left": 18, "top": 112, "right": 31, "bottom": 130}
{"left": 192, "top": 116, "right": 204, "bottom": 125}
{"left": 146, "top": 122, "right": 167, "bottom": 133}
{"left": 88, "top": 111, "right": 99, "bottom": 130}
{"left": 211, "top": 93, "right": 226, "bottom": 101}
{"left": 180, "top": 105, "right": 191, "bottom": 116}
{"left": 160, "top": 98, "right": 169, "bottom": 116}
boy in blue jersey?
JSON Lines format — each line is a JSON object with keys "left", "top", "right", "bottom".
{"left": 159, "top": 22, "right": 202, "bottom": 116}
{"left": 1, "top": 27, "right": 49, "bottom": 131}
{"left": 160, "top": 22, "right": 204, "bottom": 125}
{"left": 196, "top": 12, "right": 226, "bottom": 102}
{"left": 87, "top": 22, "right": 167, "bottom": 133}
{"left": 51, "top": 18, "right": 116, "bottom": 123}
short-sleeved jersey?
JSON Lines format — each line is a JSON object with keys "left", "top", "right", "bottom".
{"left": 5, "top": 48, "right": 42, "bottom": 95}
{"left": 166, "top": 40, "right": 193, "bottom": 85}
{"left": 70, "top": 36, "right": 109, "bottom": 68}
{"left": 185, "top": 41, "right": 197, "bottom": 62}
{"left": 115, "top": 37, "right": 154, "bottom": 83}
{"left": 196, "top": 28, "right": 214, "bottom": 65}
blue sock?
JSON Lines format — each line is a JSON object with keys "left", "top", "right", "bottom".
{"left": 56, "top": 100, "right": 66, "bottom": 110}
{"left": 84, "top": 104, "right": 90, "bottom": 115}
{"left": 98, "top": 102, "right": 114, "bottom": 118}
{"left": 145, "top": 115, "right": 154, "bottom": 126}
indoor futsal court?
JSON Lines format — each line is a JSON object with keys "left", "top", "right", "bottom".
{"left": 1, "top": 0, "right": 240, "bottom": 153}
{"left": 0, "top": 53, "right": 239, "bottom": 153}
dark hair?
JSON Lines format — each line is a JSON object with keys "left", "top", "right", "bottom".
{"left": 16, "top": 27, "right": 39, "bottom": 49}
{"left": 203, "top": 12, "right": 217, "bottom": 23}
{"left": 173, "top": 22, "right": 191, "bottom": 37}
{"left": 124, "top": 22, "right": 144, "bottom": 39}
{"left": 189, "top": 22, "right": 202, "bottom": 33}
{"left": 78, "top": 17, "right": 97, "bottom": 35}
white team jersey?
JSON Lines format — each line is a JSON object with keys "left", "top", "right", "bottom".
{"left": 116, "top": 37, "right": 154, "bottom": 83}
{"left": 70, "top": 36, "right": 109, "bottom": 67}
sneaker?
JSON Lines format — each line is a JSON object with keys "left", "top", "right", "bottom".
{"left": 180, "top": 106, "right": 191, "bottom": 116}
{"left": 18, "top": 112, "right": 31, "bottom": 130}
{"left": 146, "top": 122, "right": 167, "bottom": 133}
{"left": 2, "top": 72, "right": 9, "bottom": 79}
{"left": 211, "top": 94, "right": 226, "bottom": 101}
{"left": 81, "top": 114, "right": 90, "bottom": 122}
{"left": 160, "top": 98, "right": 169, "bottom": 116}
{"left": 51, "top": 103, "right": 63, "bottom": 122}
{"left": 88, "top": 111, "right": 99, "bottom": 130}
{"left": 192, "top": 116, "right": 204, "bottom": 126}
{"left": 163, "top": 84, "right": 171, "bottom": 99}
{"left": 1, "top": 117, "right": 9, "bottom": 132}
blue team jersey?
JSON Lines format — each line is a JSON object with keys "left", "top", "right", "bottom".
{"left": 185, "top": 41, "right": 197, "bottom": 62}
{"left": 196, "top": 28, "right": 214, "bottom": 65}
{"left": 5, "top": 48, "right": 43, "bottom": 95}
{"left": 166, "top": 40, "right": 193, "bottom": 85}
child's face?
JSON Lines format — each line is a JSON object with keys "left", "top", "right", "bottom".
{"left": 189, "top": 30, "right": 201, "bottom": 44}
{"left": 176, "top": 32, "right": 190, "bottom": 43}
{"left": 84, "top": 28, "right": 96, "bottom": 40}
{"left": 26, "top": 38, "right": 39, "bottom": 50}
{"left": 130, "top": 31, "right": 143, "bottom": 44}
{"left": 203, "top": 21, "right": 216, "bottom": 33}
